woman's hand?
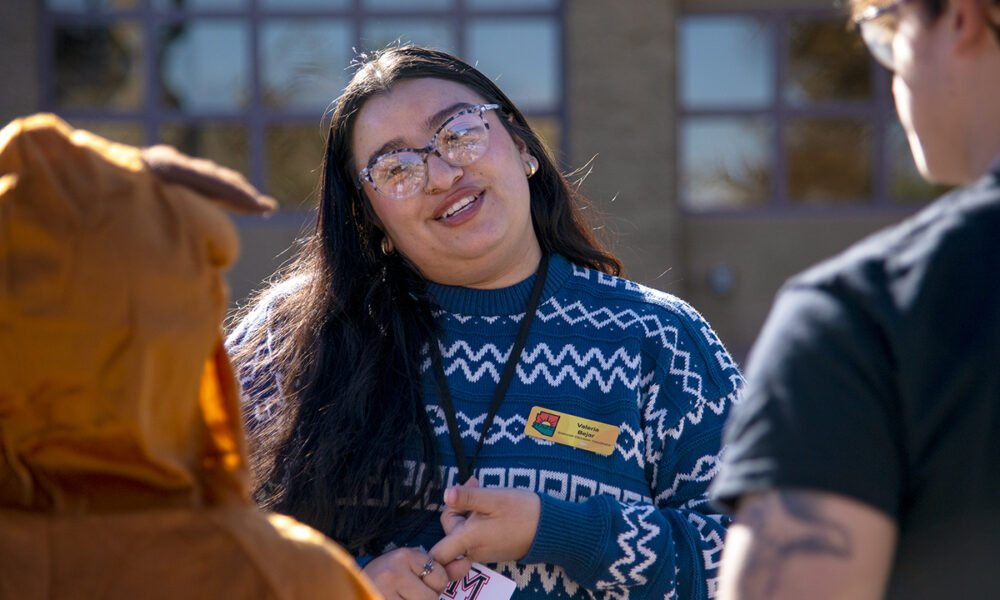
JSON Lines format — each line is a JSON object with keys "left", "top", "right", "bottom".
{"left": 362, "top": 547, "right": 457, "bottom": 600}
{"left": 430, "top": 481, "right": 542, "bottom": 566}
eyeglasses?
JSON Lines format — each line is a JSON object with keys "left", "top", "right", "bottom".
{"left": 855, "top": 1, "right": 1000, "bottom": 71}
{"left": 357, "top": 103, "right": 501, "bottom": 200}
{"left": 854, "top": 0, "right": 907, "bottom": 70}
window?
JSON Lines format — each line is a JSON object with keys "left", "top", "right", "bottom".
{"left": 678, "top": 8, "right": 942, "bottom": 212}
{"left": 42, "top": 0, "right": 564, "bottom": 208}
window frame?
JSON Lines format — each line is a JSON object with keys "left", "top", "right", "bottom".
{"left": 676, "top": 5, "right": 926, "bottom": 216}
{"left": 39, "top": 0, "right": 568, "bottom": 211}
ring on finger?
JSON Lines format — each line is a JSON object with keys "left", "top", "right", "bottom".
{"left": 418, "top": 558, "right": 435, "bottom": 579}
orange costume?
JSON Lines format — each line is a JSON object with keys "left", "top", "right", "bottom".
{"left": 0, "top": 114, "right": 380, "bottom": 600}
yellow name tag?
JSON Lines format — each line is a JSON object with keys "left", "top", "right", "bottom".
{"left": 523, "top": 406, "right": 620, "bottom": 456}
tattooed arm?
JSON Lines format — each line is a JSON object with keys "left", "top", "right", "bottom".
{"left": 718, "top": 489, "right": 897, "bottom": 600}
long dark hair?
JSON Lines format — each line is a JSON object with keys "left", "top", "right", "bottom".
{"left": 230, "top": 45, "right": 622, "bottom": 555}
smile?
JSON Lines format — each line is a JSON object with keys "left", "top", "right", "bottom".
{"left": 437, "top": 192, "right": 483, "bottom": 220}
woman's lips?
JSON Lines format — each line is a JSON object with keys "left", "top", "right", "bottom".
{"left": 435, "top": 190, "right": 484, "bottom": 223}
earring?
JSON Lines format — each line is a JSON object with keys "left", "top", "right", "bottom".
{"left": 525, "top": 155, "right": 539, "bottom": 178}
{"left": 380, "top": 236, "right": 394, "bottom": 256}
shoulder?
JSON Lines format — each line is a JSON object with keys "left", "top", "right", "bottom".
{"left": 559, "top": 257, "right": 722, "bottom": 340}
{"left": 210, "top": 510, "right": 379, "bottom": 600}
{"left": 226, "top": 274, "right": 310, "bottom": 352}
{"left": 556, "top": 257, "right": 741, "bottom": 385}
{"left": 789, "top": 175, "right": 1000, "bottom": 302}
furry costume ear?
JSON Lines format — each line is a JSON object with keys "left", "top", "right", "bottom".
{"left": 141, "top": 145, "right": 278, "bottom": 215}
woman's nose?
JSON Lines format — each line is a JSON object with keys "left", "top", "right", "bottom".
{"left": 424, "top": 153, "right": 463, "bottom": 194}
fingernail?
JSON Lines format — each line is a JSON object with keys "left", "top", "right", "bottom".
{"left": 445, "top": 487, "right": 457, "bottom": 505}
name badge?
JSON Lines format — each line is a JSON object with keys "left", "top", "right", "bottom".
{"left": 440, "top": 562, "right": 516, "bottom": 600}
{"left": 523, "top": 406, "right": 620, "bottom": 456}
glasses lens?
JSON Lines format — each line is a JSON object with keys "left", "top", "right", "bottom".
{"left": 860, "top": 20, "right": 895, "bottom": 70}
{"left": 371, "top": 151, "right": 426, "bottom": 199}
{"left": 436, "top": 113, "right": 490, "bottom": 166}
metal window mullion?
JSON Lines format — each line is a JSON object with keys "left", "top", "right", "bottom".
{"left": 555, "top": 0, "right": 568, "bottom": 167}
{"left": 455, "top": 0, "right": 468, "bottom": 59}
{"left": 248, "top": 0, "right": 266, "bottom": 190}
{"left": 351, "top": 0, "right": 363, "bottom": 64}
{"left": 772, "top": 12, "right": 788, "bottom": 208}
{"left": 142, "top": 0, "right": 159, "bottom": 145}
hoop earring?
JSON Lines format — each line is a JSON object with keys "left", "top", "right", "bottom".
{"left": 380, "top": 236, "right": 394, "bottom": 256}
{"left": 525, "top": 155, "right": 539, "bottom": 178}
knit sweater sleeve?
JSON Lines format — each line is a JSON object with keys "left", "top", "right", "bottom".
{"left": 522, "top": 302, "right": 741, "bottom": 600}
{"left": 225, "top": 289, "right": 287, "bottom": 432}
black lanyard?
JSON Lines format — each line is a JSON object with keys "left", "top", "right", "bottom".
{"left": 429, "top": 253, "right": 550, "bottom": 483}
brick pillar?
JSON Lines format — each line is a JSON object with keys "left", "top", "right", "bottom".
{"left": 565, "top": 0, "right": 683, "bottom": 292}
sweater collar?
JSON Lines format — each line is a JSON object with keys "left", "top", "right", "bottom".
{"left": 426, "top": 253, "right": 573, "bottom": 316}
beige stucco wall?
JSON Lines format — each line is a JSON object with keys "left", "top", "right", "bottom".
{"left": 0, "top": 1, "right": 40, "bottom": 125}
{"left": 566, "top": 0, "right": 683, "bottom": 291}
{"left": 682, "top": 214, "right": 902, "bottom": 358}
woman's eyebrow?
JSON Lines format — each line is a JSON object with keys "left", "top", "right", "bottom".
{"left": 364, "top": 102, "right": 477, "bottom": 167}
{"left": 425, "top": 101, "right": 474, "bottom": 130}
{"left": 366, "top": 138, "right": 407, "bottom": 167}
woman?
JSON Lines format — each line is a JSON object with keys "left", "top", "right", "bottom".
{"left": 228, "top": 45, "right": 742, "bottom": 600}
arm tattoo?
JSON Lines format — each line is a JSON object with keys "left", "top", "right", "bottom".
{"left": 737, "top": 491, "right": 852, "bottom": 599}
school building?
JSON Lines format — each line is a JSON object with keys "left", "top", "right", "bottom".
{"left": 1, "top": 0, "right": 936, "bottom": 359}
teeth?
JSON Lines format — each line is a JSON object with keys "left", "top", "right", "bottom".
{"left": 443, "top": 194, "right": 477, "bottom": 218}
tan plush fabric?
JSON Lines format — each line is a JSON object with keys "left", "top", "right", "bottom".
{"left": 0, "top": 114, "right": 380, "bottom": 600}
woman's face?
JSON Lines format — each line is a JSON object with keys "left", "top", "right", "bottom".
{"left": 351, "top": 77, "right": 542, "bottom": 289}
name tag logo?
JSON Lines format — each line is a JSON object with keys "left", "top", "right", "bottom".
{"left": 530, "top": 410, "right": 560, "bottom": 437}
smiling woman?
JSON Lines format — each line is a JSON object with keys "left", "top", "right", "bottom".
{"left": 227, "top": 45, "right": 743, "bottom": 600}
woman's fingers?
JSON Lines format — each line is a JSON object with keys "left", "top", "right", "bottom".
{"left": 442, "top": 555, "right": 473, "bottom": 583}
{"left": 441, "top": 476, "right": 480, "bottom": 534}
{"left": 363, "top": 547, "right": 446, "bottom": 600}
{"left": 412, "top": 556, "right": 450, "bottom": 594}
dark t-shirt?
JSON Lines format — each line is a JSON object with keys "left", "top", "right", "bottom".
{"left": 711, "top": 170, "right": 1000, "bottom": 598}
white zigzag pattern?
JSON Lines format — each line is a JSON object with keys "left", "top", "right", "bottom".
{"left": 428, "top": 340, "right": 644, "bottom": 392}
{"left": 569, "top": 263, "right": 644, "bottom": 292}
{"left": 494, "top": 562, "right": 581, "bottom": 596}
{"left": 599, "top": 504, "right": 660, "bottom": 591}
{"left": 641, "top": 380, "right": 669, "bottom": 488}
{"left": 654, "top": 453, "right": 723, "bottom": 505}
{"left": 426, "top": 405, "right": 533, "bottom": 445}
{"left": 518, "top": 362, "right": 638, "bottom": 393}
{"left": 664, "top": 393, "right": 732, "bottom": 441}
{"left": 537, "top": 299, "right": 712, "bottom": 400}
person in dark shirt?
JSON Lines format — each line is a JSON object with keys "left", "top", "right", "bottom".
{"left": 711, "top": 1, "right": 1000, "bottom": 598}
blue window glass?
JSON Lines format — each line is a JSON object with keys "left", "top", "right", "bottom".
{"left": 260, "top": 20, "right": 352, "bottom": 110}
{"left": 259, "top": 0, "right": 348, "bottom": 8}
{"left": 466, "top": 18, "right": 558, "bottom": 111}
{"left": 362, "top": 19, "right": 456, "bottom": 55}
{"left": 784, "top": 16, "right": 872, "bottom": 106}
{"left": 364, "top": 0, "right": 453, "bottom": 9}
{"left": 160, "top": 20, "right": 249, "bottom": 112}
{"left": 153, "top": 0, "right": 247, "bottom": 10}
{"left": 786, "top": 118, "right": 873, "bottom": 204}
{"left": 681, "top": 117, "right": 772, "bottom": 210}
{"left": 680, "top": 16, "right": 774, "bottom": 109}
{"left": 54, "top": 23, "right": 144, "bottom": 110}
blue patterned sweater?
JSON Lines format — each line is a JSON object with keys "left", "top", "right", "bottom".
{"left": 229, "top": 254, "right": 742, "bottom": 600}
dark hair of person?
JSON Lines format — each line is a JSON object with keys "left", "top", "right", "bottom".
{"left": 229, "top": 45, "right": 622, "bottom": 555}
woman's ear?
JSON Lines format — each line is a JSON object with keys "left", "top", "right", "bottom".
{"left": 951, "top": 0, "right": 998, "bottom": 52}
